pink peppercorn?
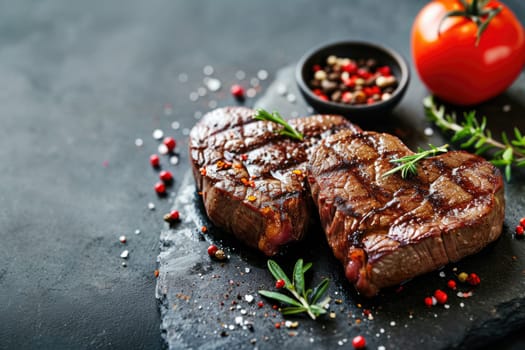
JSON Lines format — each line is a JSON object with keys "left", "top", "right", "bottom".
{"left": 434, "top": 289, "right": 448, "bottom": 304}
{"left": 231, "top": 84, "right": 244, "bottom": 99}
{"left": 163, "top": 137, "right": 176, "bottom": 152}
{"left": 467, "top": 273, "right": 481, "bottom": 286}
{"left": 352, "top": 335, "right": 366, "bottom": 349}
{"left": 150, "top": 154, "right": 160, "bottom": 167}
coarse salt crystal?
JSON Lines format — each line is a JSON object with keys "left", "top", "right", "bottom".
{"left": 152, "top": 129, "right": 164, "bottom": 140}
{"left": 244, "top": 294, "right": 254, "bottom": 303}
{"left": 120, "top": 250, "right": 129, "bottom": 259}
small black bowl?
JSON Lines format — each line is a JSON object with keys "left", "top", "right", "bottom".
{"left": 296, "top": 40, "right": 410, "bottom": 118}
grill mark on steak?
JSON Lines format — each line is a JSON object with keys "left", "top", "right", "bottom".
{"left": 189, "top": 107, "right": 361, "bottom": 256}
{"left": 308, "top": 130, "right": 505, "bottom": 297}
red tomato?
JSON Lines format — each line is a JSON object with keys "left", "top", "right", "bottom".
{"left": 411, "top": 0, "right": 525, "bottom": 105}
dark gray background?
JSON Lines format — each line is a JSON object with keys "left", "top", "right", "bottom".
{"left": 1, "top": 1, "right": 524, "bottom": 349}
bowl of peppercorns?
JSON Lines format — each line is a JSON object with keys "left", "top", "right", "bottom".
{"left": 296, "top": 41, "right": 410, "bottom": 118}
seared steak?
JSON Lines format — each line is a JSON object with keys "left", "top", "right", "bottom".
{"left": 189, "top": 107, "right": 360, "bottom": 256}
{"left": 308, "top": 130, "right": 505, "bottom": 297}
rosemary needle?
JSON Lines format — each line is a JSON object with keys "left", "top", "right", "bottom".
{"left": 254, "top": 109, "right": 304, "bottom": 141}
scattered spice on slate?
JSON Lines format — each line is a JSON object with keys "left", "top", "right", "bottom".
{"left": 207, "top": 244, "right": 218, "bottom": 257}
{"left": 516, "top": 225, "right": 524, "bottom": 237}
{"left": 159, "top": 170, "right": 173, "bottom": 183}
{"left": 467, "top": 273, "right": 481, "bottom": 286}
{"left": 154, "top": 182, "right": 166, "bottom": 195}
{"left": 275, "top": 279, "right": 285, "bottom": 289}
{"left": 309, "top": 55, "right": 397, "bottom": 105}
{"left": 424, "top": 296, "right": 433, "bottom": 307}
{"left": 163, "top": 210, "right": 180, "bottom": 223}
{"left": 201, "top": 225, "right": 207, "bottom": 233}
{"left": 163, "top": 136, "right": 176, "bottom": 152}
{"left": 152, "top": 129, "right": 164, "bottom": 140}
{"left": 257, "top": 301, "right": 264, "bottom": 308}
{"left": 214, "top": 249, "right": 227, "bottom": 261}
{"left": 434, "top": 289, "right": 448, "bottom": 304}
{"left": 458, "top": 272, "right": 468, "bottom": 283}
{"left": 274, "top": 322, "right": 281, "bottom": 329}
{"left": 154, "top": 269, "right": 159, "bottom": 278}
{"left": 352, "top": 335, "right": 366, "bottom": 349}
{"left": 149, "top": 154, "right": 160, "bottom": 168}
{"left": 447, "top": 279, "right": 457, "bottom": 290}
{"left": 520, "top": 217, "right": 525, "bottom": 227}
{"left": 231, "top": 84, "right": 245, "bottom": 99}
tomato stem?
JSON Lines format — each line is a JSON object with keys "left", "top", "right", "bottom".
{"left": 438, "top": 0, "right": 503, "bottom": 46}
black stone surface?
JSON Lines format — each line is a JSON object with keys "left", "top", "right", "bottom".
{"left": 157, "top": 66, "right": 525, "bottom": 350}
{"left": 1, "top": 1, "right": 525, "bottom": 349}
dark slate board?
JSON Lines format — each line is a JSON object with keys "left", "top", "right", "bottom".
{"left": 156, "top": 66, "right": 525, "bottom": 350}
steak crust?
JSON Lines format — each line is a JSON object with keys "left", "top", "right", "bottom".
{"left": 189, "top": 107, "right": 360, "bottom": 256}
{"left": 307, "top": 130, "right": 505, "bottom": 297}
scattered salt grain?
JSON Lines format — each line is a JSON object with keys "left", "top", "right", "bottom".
{"left": 390, "top": 321, "right": 396, "bottom": 327}
{"left": 250, "top": 78, "right": 260, "bottom": 87}
{"left": 158, "top": 144, "right": 169, "bottom": 155}
{"left": 286, "top": 93, "right": 296, "bottom": 103}
{"left": 235, "top": 70, "right": 246, "bottom": 80}
{"left": 135, "top": 229, "right": 141, "bottom": 235}
{"left": 119, "top": 235, "right": 127, "bottom": 243}
{"left": 197, "top": 87, "right": 207, "bottom": 97}
{"left": 439, "top": 271, "right": 446, "bottom": 278}
{"left": 244, "top": 267, "right": 251, "bottom": 273}
{"left": 189, "top": 92, "right": 199, "bottom": 102}
{"left": 203, "top": 65, "right": 214, "bottom": 76}
{"left": 182, "top": 128, "right": 190, "bottom": 136}
{"left": 246, "top": 88, "right": 257, "bottom": 98}
{"left": 152, "top": 129, "right": 164, "bottom": 140}
{"left": 444, "top": 304, "right": 450, "bottom": 309}
{"left": 245, "top": 294, "right": 254, "bottom": 303}
{"left": 120, "top": 250, "right": 129, "bottom": 259}
{"left": 135, "top": 138, "right": 144, "bottom": 147}
{"left": 208, "top": 100, "right": 218, "bottom": 109}
{"left": 206, "top": 78, "right": 222, "bottom": 92}
{"left": 257, "top": 70, "right": 269, "bottom": 80}
{"left": 424, "top": 127, "right": 434, "bottom": 136}
{"left": 503, "top": 104, "right": 511, "bottom": 112}
{"left": 148, "top": 202, "right": 156, "bottom": 210}
{"left": 171, "top": 121, "right": 180, "bottom": 130}
{"left": 178, "top": 73, "right": 188, "bottom": 82}
{"left": 170, "top": 156, "right": 179, "bottom": 165}
{"left": 276, "top": 84, "right": 287, "bottom": 96}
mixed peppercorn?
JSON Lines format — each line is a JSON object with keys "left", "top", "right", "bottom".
{"left": 308, "top": 55, "right": 398, "bottom": 105}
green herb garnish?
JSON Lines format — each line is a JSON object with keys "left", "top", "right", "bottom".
{"left": 424, "top": 95, "right": 525, "bottom": 181}
{"left": 258, "top": 259, "right": 330, "bottom": 320}
{"left": 383, "top": 144, "right": 449, "bottom": 179}
{"left": 254, "top": 109, "right": 304, "bottom": 141}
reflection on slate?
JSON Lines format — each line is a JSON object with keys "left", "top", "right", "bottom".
{"left": 156, "top": 66, "right": 525, "bottom": 350}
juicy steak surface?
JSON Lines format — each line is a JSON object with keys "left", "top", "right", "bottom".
{"left": 189, "top": 107, "right": 360, "bottom": 256}
{"left": 308, "top": 130, "right": 505, "bottom": 297}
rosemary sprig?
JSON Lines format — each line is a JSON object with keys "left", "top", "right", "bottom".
{"left": 254, "top": 109, "right": 304, "bottom": 141}
{"left": 258, "top": 259, "right": 330, "bottom": 320}
{"left": 424, "top": 96, "right": 525, "bottom": 181}
{"left": 383, "top": 144, "right": 449, "bottom": 179}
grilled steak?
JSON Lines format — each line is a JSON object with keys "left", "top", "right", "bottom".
{"left": 189, "top": 107, "right": 360, "bottom": 256}
{"left": 308, "top": 130, "right": 505, "bottom": 297}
